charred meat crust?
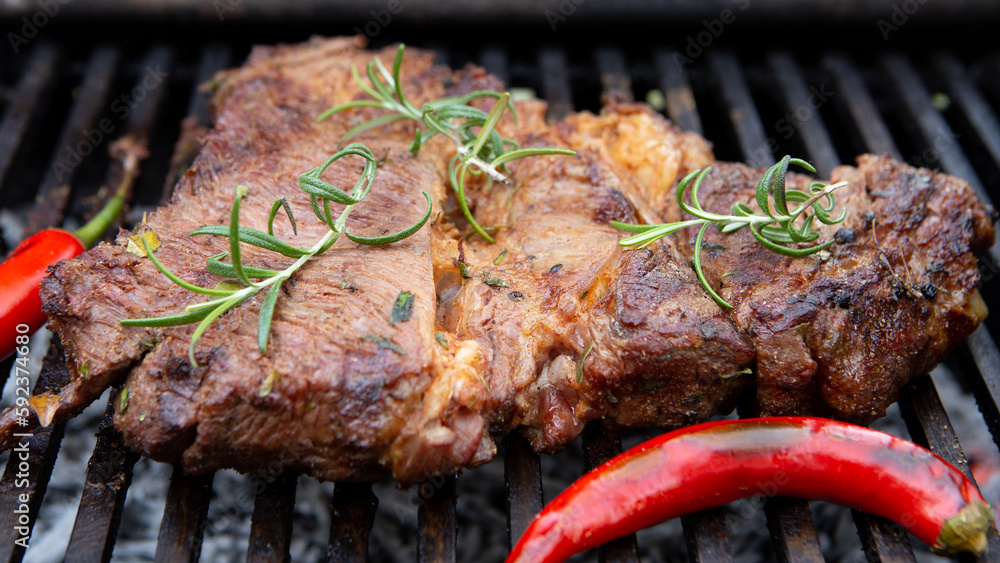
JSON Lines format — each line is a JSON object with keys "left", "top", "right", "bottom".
{"left": 673, "top": 156, "right": 993, "bottom": 422}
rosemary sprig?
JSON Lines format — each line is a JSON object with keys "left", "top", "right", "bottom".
{"left": 612, "top": 156, "right": 847, "bottom": 309}
{"left": 121, "top": 143, "right": 432, "bottom": 366}
{"left": 317, "top": 44, "right": 574, "bottom": 243}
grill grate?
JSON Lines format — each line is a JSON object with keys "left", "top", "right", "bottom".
{"left": 1, "top": 34, "right": 1000, "bottom": 563}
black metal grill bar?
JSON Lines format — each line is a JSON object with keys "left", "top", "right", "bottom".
{"left": 0, "top": 342, "right": 69, "bottom": 563}
{"left": 24, "top": 46, "right": 119, "bottom": 237}
{"left": 594, "top": 46, "right": 632, "bottom": 105}
{"left": 762, "top": 498, "right": 824, "bottom": 563}
{"left": 767, "top": 51, "right": 839, "bottom": 178}
{"left": 0, "top": 43, "right": 58, "bottom": 193}
{"left": 821, "top": 54, "right": 903, "bottom": 160}
{"left": 958, "top": 327, "right": 1000, "bottom": 452}
{"left": 708, "top": 51, "right": 774, "bottom": 168}
{"left": 503, "top": 434, "right": 543, "bottom": 550}
{"left": 479, "top": 45, "right": 509, "bottom": 85}
{"left": 154, "top": 468, "right": 214, "bottom": 562}
{"left": 417, "top": 473, "right": 458, "bottom": 562}
{"left": 656, "top": 50, "right": 703, "bottom": 136}
{"left": 933, "top": 53, "right": 1000, "bottom": 175}
{"left": 681, "top": 509, "right": 734, "bottom": 563}
{"left": 851, "top": 511, "right": 917, "bottom": 563}
{"left": 247, "top": 473, "right": 297, "bottom": 562}
{"left": 328, "top": 482, "right": 378, "bottom": 562}
{"left": 582, "top": 424, "right": 638, "bottom": 562}
{"left": 64, "top": 396, "right": 140, "bottom": 563}
{"left": 539, "top": 47, "right": 573, "bottom": 121}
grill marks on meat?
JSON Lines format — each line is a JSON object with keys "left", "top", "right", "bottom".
{"left": 671, "top": 156, "right": 993, "bottom": 422}
{"left": 4, "top": 37, "right": 994, "bottom": 485}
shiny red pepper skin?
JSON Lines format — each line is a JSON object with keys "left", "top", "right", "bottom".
{"left": 0, "top": 230, "right": 85, "bottom": 359}
{"left": 507, "top": 417, "right": 994, "bottom": 562}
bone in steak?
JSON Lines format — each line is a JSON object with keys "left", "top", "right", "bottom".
{"left": 0, "top": 37, "right": 993, "bottom": 485}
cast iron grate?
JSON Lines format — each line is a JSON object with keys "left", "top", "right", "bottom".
{"left": 0, "top": 37, "right": 999, "bottom": 563}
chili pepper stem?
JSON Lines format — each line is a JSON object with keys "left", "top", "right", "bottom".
{"left": 935, "top": 499, "right": 994, "bottom": 555}
{"left": 73, "top": 149, "right": 138, "bottom": 248}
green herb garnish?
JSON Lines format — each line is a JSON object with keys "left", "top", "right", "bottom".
{"left": 317, "top": 44, "right": 575, "bottom": 243}
{"left": 364, "top": 334, "right": 405, "bottom": 355}
{"left": 482, "top": 271, "right": 508, "bottom": 288}
{"left": 493, "top": 248, "right": 508, "bottom": 265}
{"left": 435, "top": 332, "right": 449, "bottom": 349}
{"left": 121, "top": 143, "right": 431, "bottom": 366}
{"left": 612, "top": 156, "right": 846, "bottom": 309}
{"left": 391, "top": 291, "right": 415, "bottom": 323}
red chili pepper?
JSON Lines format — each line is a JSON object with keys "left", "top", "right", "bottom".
{"left": 507, "top": 417, "right": 995, "bottom": 562}
{"left": 0, "top": 183, "right": 127, "bottom": 360}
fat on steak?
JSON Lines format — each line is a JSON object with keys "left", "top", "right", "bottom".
{"left": 0, "top": 37, "right": 993, "bottom": 485}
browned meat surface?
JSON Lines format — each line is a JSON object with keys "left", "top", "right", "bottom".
{"left": 672, "top": 157, "right": 994, "bottom": 422}
{"left": 0, "top": 36, "right": 993, "bottom": 485}
{"left": 442, "top": 117, "right": 752, "bottom": 451}
{"left": 22, "top": 37, "right": 500, "bottom": 484}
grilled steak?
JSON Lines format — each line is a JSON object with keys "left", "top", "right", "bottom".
{"left": 0, "top": 37, "right": 993, "bottom": 485}
{"left": 19, "top": 38, "right": 501, "bottom": 483}
{"left": 669, "top": 158, "right": 994, "bottom": 422}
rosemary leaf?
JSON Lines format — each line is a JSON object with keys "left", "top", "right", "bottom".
{"left": 189, "top": 293, "right": 247, "bottom": 366}
{"left": 258, "top": 276, "right": 286, "bottom": 354}
{"left": 298, "top": 174, "right": 362, "bottom": 205}
{"left": 345, "top": 191, "right": 433, "bottom": 246}
{"left": 268, "top": 197, "right": 298, "bottom": 236}
{"left": 435, "top": 333, "right": 448, "bottom": 349}
{"left": 493, "top": 248, "right": 508, "bottom": 265}
{"left": 614, "top": 156, "right": 847, "bottom": 309}
{"left": 391, "top": 291, "right": 415, "bottom": 323}
{"left": 364, "top": 334, "right": 405, "bottom": 355}
{"left": 141, "top": 236, "right": 235, "bottom": 296}
{"left": 482, "top": 271, "right": 508, "bottom": 288}
{"left": 206, "top": 252, "right": 281, "bottom": 279}
{"left": 120, "top": 307, "right": 213, "bottom": 327}
{"left": 191, "top": 225, "right": 311, "bottom": 258}
{"left": 229, "top": 185, "right": 258, "bottom": 288}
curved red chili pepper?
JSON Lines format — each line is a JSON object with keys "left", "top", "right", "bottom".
{"left": 507, "top": 417, "right": 995, "bottom": 562}
{"left": 0, "top": 184, "right": 127, "bottom": 360}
